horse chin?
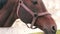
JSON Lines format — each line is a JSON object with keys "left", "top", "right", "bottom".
{"left": 43, "top": 29, "right": 56, "bottom": 34}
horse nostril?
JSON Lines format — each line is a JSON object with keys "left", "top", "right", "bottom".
{"left": 51, "top": 26, "right": 56, "bottom": 32}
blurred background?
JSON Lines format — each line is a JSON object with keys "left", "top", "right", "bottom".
{"left": 0, "top": 0, "right": 60, "bottom": 34}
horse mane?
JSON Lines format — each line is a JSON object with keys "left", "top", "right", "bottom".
{"left": 0, "top": 0, "right": 18, "bottom": 27}
{"left": 0, "top": 0, "right": 8, "bottom": 9}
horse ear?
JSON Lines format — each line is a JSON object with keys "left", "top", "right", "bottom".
{"left": 0, "top": 0, "right": 7, "bottom": 9}
{"left": 18, "top": 6, "right": 33, "bottom": 24}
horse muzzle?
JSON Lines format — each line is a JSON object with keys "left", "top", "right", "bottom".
{"left": 43, "top": 26, "right": 57, "bottom": 34}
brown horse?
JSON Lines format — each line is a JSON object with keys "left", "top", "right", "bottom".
{"left": 0, "top": 0, "right": 57, "bottom": 34}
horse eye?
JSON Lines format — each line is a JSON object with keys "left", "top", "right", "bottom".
{"left": 31, "top": 0, "right": 37, "bottom": 5}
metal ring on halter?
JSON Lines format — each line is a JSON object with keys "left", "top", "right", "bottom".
{"left": 25, "top": 13, "right": 38, "bottom": 29}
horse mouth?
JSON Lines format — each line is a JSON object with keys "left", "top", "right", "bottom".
{"left": 44, "top": 29, "right": 57, "bottom": 34}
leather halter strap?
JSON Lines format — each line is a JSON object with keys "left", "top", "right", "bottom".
{"left": 17, "top": 0, "right": 51, "bottom": 29}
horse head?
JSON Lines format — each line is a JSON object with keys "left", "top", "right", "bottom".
{"left": 18, "top": 0, "right": 57, "bottom": 34}
{"left": 0, "top": 0, "right": 57, "bottom": 34}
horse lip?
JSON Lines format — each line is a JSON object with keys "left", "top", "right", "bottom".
{"left": 43, "top": 29, "right": 56, "bottom": 34}
{"left": 43, "top": 29, "right": 49, "bottom": 34}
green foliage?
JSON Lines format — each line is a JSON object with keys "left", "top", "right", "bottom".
{"left": 30, "top": 32, "right": 43, "bottom": 34}
{"left": 56, "top": 30, "right": 60, "bottom": 34}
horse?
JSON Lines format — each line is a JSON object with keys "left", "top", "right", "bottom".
{"left": 0, "top": 0, "right": 57, "bottom": 34}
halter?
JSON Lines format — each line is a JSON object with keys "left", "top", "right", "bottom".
{"left": 16, "top": 0, "right": 51, "bottom": 29}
